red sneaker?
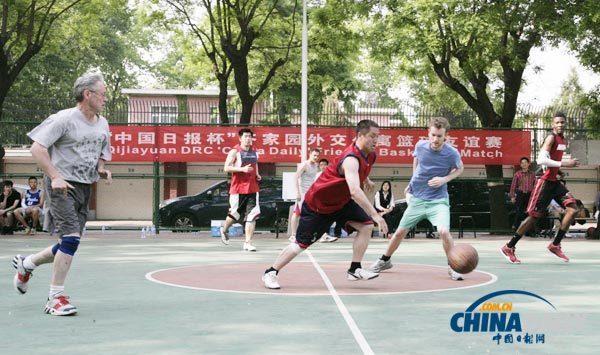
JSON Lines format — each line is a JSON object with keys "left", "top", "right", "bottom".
{"left": 500, "top": 245, "right": 521, "bottom": 264}
{"left": 547, "top": 243, "right": 569, "bottom": 262}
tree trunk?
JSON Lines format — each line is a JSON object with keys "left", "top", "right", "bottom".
{"left": 485, "top": 165, "right": 510, "bottom": 232}
{"left": 218, "top": 77, "right": 229, "bottom": 125}
{"left": 230, "top": 55, "right": 253, "bottom": 125}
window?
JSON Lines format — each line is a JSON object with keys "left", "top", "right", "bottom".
{"left": 151, "top": 105, "right": 178, "bottom": 124}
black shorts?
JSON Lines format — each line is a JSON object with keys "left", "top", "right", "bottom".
{"left": 295, "top": 200, "right": 373, "bottom": 248}
{"left": 228, "top": 193, "right": 260, "bottom": 222}
{"left": 527, "top": 179, "right": 576, "bottom": 218}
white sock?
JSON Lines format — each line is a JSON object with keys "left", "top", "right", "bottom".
{"left": 49, "top": 285, "right": 64, "bottom": 299}
{"left": 23, "top": 255, "right": 37, "bottom": 270}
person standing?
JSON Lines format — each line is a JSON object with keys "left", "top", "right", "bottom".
{"left": 368, "top": 117, "right": 465, "bottom": 280}
{"left": 288, "top": 148, "right": 321, "bottom": 242}
{"left": 501, "top": 112, "right": 579, "bottom": 263}
{"left": 1, "top": 180, "right": 22, "bottom": 235}
{"left": 219, "top": 128, "right": 262, "bottom": 251}
{"left": 374, "top": 180, "right": 395, "bottom": 238}
{"left": 262, "top": 120, "right": 388, "bottom": 289}
{"left": 509, "top": 157, "right": 536, "bottom": 231}
{"left": 12, "top": 71, "right": 112, "bottom": 316}
{"left": 14, "top": 176, "right": 45, "bottom": 235}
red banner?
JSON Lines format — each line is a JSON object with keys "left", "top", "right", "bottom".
{"left": 109, "top": 126, "right": 530, "bottom": 165}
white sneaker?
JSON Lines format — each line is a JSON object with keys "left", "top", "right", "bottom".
{"left": 319, "top": 234, "right": 339, "bottom": 243}
{"left": 219, "top": 226, "right": 229, "bottom": 245}
{"left": 12, "top": 254, "right": 33, "bottom": 294}
{"left": 347, "top": 268, "right": 379, "bottom": 281}
{"left": 262, "top": 270, "right": 280, "bottom": 289}
{"left": 243, "top": 242, "right": 257, "bottom": 252}
{"left": 44, "top": 295, "right": 78, "bottom": 316}
{"left": 368, "top": 259, "right": 393, "bottom": 273}
{"left": 448, "top": 266, "right": 464, "bottom": 281}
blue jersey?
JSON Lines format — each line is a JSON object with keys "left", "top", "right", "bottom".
{"left": 24, "top": 189, "right": 42, "bottom": 206}
{"left": 408, "top": 140, "right": 461, "bottom": 200}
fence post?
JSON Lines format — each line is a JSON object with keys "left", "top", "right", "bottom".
{"left": 153, "top": 161, "right": 160, "bottom": 235}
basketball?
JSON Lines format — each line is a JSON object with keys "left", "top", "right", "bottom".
{"left": 448, "top": 244, "right": 479, "bottom": 274}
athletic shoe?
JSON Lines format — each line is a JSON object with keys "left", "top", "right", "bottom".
{"left": 12, "top": 254, "right": 33, "bottom": 294}
{"left": 24, "top": 227, "right": 32, "bottom": 235}
{"left": 319, "top": 234, "right": 339, "bottom": 243}
{"left": 368, "top": 258, "right": 393, "bottom": 273}
{"left": 500, "top": 245, "right": 521, "bottom": 264}
{"left": 448, "top": 266, "right": 464, "bottom": 281}
{"left": 347, "top": 268, "right": 379, "bottom": 281}
{"left": 219, "top": 226, "right": 229, "bottom": 245}
{"left": 262, "top": 270, "right": 280, "bottom": 289}
{"left": 44, "top": 295, "right": 78, "bottom": 316}
{"left": 547, "top": 243, "right": 569, "bottom": 262}
{"left": 243, "top": 242, "right": 257, "bottom": 252}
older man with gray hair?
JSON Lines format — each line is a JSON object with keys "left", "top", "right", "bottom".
{"left": 12, "top": 71, "right": 113, "bottom": 316}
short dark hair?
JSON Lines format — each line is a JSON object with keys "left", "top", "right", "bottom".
{"left": 2, "top": 180, "right": 14, "bottom": 188}
{"left": 310, "top": 148, "right": 321, "bottom": 154}
{"left": 429, "top": 117, "right": 450, "bottom": 130}
{"left": 554, "top": 112, "right": 567, "bottom": 120}
{"left": 28, "top": 176, "right": 38, "bottom": 181}
{"left": 356, "top": 120, "right": 379, "bottom": 135}
{"left": 318, "top": 158, "right": 329, "bottom": 165}
{"left": 238, "top": 128, "right": 254, "bottom": 137}
{"left": 520, "top": 157, "right": 530, "bottom": 163}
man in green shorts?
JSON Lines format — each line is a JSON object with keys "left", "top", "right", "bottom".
{"left": 368, "top": 117, "right": 466, "bottom": 280}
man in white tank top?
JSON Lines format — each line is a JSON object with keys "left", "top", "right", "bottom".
{"left": 289, "top": 148, "right": 321, "bottom": 242}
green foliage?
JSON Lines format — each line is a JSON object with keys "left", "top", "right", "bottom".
{"left": 5, "top": 0, "right": 151, "bottom": 116}
{"left": 365, "top": 0, "right": 578, "bottom": 128}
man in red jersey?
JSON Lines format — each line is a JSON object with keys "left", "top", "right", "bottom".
{"left": 501, "top": 113, "right": 580, "bottom": 263}
{"left": 262, "top": 120, "right": 388, "bottom": 289}
{"left": 220, "top": 128, "right": 262, "bottom": 252}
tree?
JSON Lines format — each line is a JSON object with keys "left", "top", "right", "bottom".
{"left": 164, "top": 0, "right": 299, "bottom": 124}
{"left": 0, "top": 0, "right": 85, "bottom": 118}
{"left": 367, "top": 0, "right": 579, "bottom": 230}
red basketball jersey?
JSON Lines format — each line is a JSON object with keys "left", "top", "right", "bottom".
{"left": 229, "top": 145, "right": 259, "bottom": 194}
{"left": 305, "top": 143, "right": 376, "bottom": 214}
{"left": 541, "top": 133, "right": 567, "bottom": 182}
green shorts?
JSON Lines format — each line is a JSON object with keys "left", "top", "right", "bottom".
{"left": 398, "top": 197, "right": 450, "bottom": 229}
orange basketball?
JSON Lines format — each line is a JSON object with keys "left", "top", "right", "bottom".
{"left": 448, "top": 244, "right": 479, "bottom": 274}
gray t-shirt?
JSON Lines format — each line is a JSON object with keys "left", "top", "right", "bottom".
{"left": 408, "top": 140, "right": 461, "bottom": 200}
{"left": 28, "top": 107, "right": 112, "bottom": 184}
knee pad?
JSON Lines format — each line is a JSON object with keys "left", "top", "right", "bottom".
{"left": 51, "top": 243, "right": 60, "bottom": 255}
{"left": 58, "top": 236, "right": 80, "bottom": 256}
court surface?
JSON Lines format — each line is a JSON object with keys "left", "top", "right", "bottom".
{"left": 1, "top": 231, "right": 598, "bottom": 354}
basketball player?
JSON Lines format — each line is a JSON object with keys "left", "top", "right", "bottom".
{"left": 368, "top": 117, "right": 466, "bottom": 280}
{"left": 501, "top": 112, "right": 579, "bottom": 263}
{"left": 262, "top": 120, "right": 388, "bottom": 289}
{"left": 220, "top": 128, "right": 262, "bottom": 251}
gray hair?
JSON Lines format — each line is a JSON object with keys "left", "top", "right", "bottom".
{"left": 73, "top": 71, "right": 105, "bottom": 102}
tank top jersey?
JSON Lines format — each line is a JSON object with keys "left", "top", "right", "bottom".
{"left": 305, "top": 143, "right": 376, "bottom": 214}
{"left": 24, "top": 189, "right": 42, "bottom": 206}
{"left": 229, "top": 145, "right": 260, "bottom": 194}
{"left": 541, "top": 133, "right": 567, "bottom": 182}
{"left": 299, "top": 162, "right": 319, "bottom": 195}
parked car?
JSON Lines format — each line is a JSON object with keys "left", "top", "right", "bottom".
{"left": 159, "top": 178, "right": 294, "bottom": 232}
{"left": 386, "top": 180, "right": 516, "bottom": 232}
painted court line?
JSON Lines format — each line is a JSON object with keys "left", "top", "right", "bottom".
{"left": 306, "top": 250, "right": 374, "bottom": 355}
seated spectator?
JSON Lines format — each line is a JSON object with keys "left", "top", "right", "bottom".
{"left": 0, "top": 180, "right": 22, "bottom": 235}
{"left": 374, "top": 180, "right": 395, "bottom": 238}
{"left": 14, "top": 176, "right": 45, "bottom": 235}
